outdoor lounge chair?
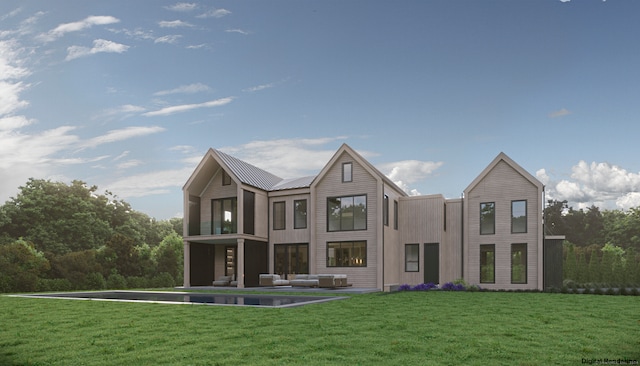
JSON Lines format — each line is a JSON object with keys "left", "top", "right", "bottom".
{"left": 212, "top": 275, "right": 232, "bottom": 286}
{"left": 318, "top": 274, "right": 349, "bottom": 288}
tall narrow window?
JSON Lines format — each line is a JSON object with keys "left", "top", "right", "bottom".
{"left": 294, "top": 199, "right": 307, "bottom": 229}
{"left": 222, "top": 170, "right": 231, "bottom": 186}
{"left": 212, "top": 197, "right": 237, "bottom": 234}
{"left": 394, "top": 200, "right": 398, "bottom": 230}
{"left": 405, "top": 244, "right": 419, "bottom": 272}
{"left": 480, "top": 202, "right": 495, "bottom": 235}
{"left": 273, "top": 201, "right": 285, "bottom": 230}
{"left": 327, "top": 241, "right": 366, "bottom": 267}
{"left": 511, "top": 243, "right": 527, "bottom": 284}
{"left": 342, "top": 162, "right": 352, "bottom": 183}
{"left": 511, "top": 200, "right": 527, "bottom": 233}
{"left": 480, "top": 244, "right": 495, "bottom": 283}
{"left": 383, "top": 195, "right": 389, "bottom": 226}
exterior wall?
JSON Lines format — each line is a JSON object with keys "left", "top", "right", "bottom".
{"left": 464, "top": 160, "right": 542, "bottom": 290}
{"left": 314, "top": 152, "right": 380, "bottom": 288}
{"left": 199, "top": 169, "right": 237, "bottom": 235}
{"left": 268, "top": 191, "right": 312, "bottom": 273}
{"left": 382, "top": 186, "right": 404, "bottom": 290}
{"left": 253, "top": 188, "right": 269, "bottom": 238}
{"left": 443, "top": 199, "right": 463, "bottom": 283}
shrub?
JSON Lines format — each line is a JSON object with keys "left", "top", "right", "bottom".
{"left": 441, "top": 282, "right": 465, "bottom": 291}
{"left": 106, "top": 273, "right": 127, "bottom": 289}
{"left": 150, "top": 272, "right": 175, "bottom": 288}
{"left": 126, "top": 276, "right": 149, "bottom": 289}
{"left": 84, "top": 272, "right": 106, "bottom": 290}
{"left": 412, "top": 283, "right": 438, "bottom": 291}
{"left": 398, "top": 284, "right": 412, "bottom": 291}
{"left": 37, "top": 278, "right": 73, "bottom": 292}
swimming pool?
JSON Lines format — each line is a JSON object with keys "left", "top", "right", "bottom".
{"left": 12, "top": 291, "right": 347, "bottom": 308}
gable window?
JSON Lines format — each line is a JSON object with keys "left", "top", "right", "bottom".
{"left": 327, "top": 195, "right": 367, "bottom": 231}
{"left": 212, "top": 197, "right": 237, "bottom": 234}
{"left": 383, "top": 195, "right": 389, "bottom": 226}
{"left": 222, "top": 170, "right": 231, "bottom": 186}
{"left": 342, "top": 162, "right": 353, "bottom": 183}
{"left": 294, "top": 199, "right": 307, "bottom": 229}
{"left": 511, "top": 200, "right": 527, "bottom": 233}
{"left": 327, "top": 241, "right": 366, "bottom": 267}
{"left": 511, "top": 243, "right": 527, "bottom": 284}
{"left": 480, "top": 244, "right": 495, "bottom": 283}
{"left": 394, "top": 200, "right": 398, "bottom": 230}
{"left": 480, "top": 202, "right": 495, "bottom": 235}
{"left": 273, "top": 201, "right": 285, "bottom": 230}
{"left": 405, "top": 244, "right": 419, "bottom": 272}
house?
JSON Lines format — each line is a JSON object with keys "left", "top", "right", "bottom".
{"left": 182, "top": 143, "right": 560, "bottom": 291}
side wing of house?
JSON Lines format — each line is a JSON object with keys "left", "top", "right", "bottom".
{"left": 463, "top": 153, "right": 544, "bottom": 290}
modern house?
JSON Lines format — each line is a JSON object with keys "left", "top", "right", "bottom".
{"left": 183, "top": 144, "right": 561, "bottom": 291}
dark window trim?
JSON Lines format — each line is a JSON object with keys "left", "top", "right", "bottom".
{"left": 405, "top": 243, "right": 419, "bottom": 272}
{"left": 511, "top": 243, "right": 528, "bottom": 284}
{"left": 394, "top": 200, "right": 398, "bottom": 230}
{"left": 342, "top": 162, "right": 353, "bottom": 183}
{"left": 326, "top": 241, "right": 367, "bottom": 267}
{"left": 480, "top": 202, "right": 496, "bottom": 235}
{"left": 294, "top": 199, "right": 307, "bottom": 229}
{"left": 273, "top": 201, "right": 286, "bottom": 230}
{"left": 222, "top": 170, "right": 231, "bottom": 186}
{"left": 511, "top": 200, "right": 528, "bottom": 234}
{"left": 383, "top": 194, "right": 389, "bottom": 226}
{"left": 211, "top": 197, "right": 237, "bottom": 235}
{"left": 443, "top": 202, "right": 447, "bottom": 232}
{"left": 326, "top": 194, "right": 368, "bottom": 232}
{"left": 480, "top": 244, "right": 495, "bottom": 284}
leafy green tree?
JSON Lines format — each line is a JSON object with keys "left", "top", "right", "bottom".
{"left": 588, "top": 250, "right": 601, "bottom": 283}
{"left": 153, "top": 232, "right": 184, "bottom": 284}
{"left": 49, "top": 250, "right": 103, "bottom": 289}
{"left": 0, "top": 239, "right": 50, "bottom": 292}
{"left": 564, "top": 243, "right": 577, "bottom": 281}
{"left": 576, "top": 251, "right": 588, "bottom": 284}
{"left": 104, "top": 233, "right": 140, "bottom": 277}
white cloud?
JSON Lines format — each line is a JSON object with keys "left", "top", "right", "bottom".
{"left": 225, "top": 29, "right": 249, "bottom": 35}
{"left": 143, "top": 97, "right": 233, "bottom": 117}
{"left": 243, "top": 82, "right": 275, "bottom": 92}
{"left": 154, "top": 35, "right": 182, "bottom": 44}
{"left": 616, "top": 192, "right": 640, "bottom": 211}
{"left": 38, "top": 15, "right": 120, "bottom": 42}
{"left": 78, "top": 126, "right": 165, "bottom": 149}
{"left": 165, "top": 3, "right": 198, "bottom": 12}
{"left": 158, "top": 20, "right": 193, "bottom": 28}
{"left": 549, "top": 108, "right": 571, "bottom": 118}
{"left": 116, "top": 160, "right": 143, "bottom": 169}
{"left": 154, "top": 83, "right": 210, "bottom": 96}
{"left": 66, "top": 39, "right": 129, "bottom": 61}
{"left": 379, "top": 160, "right": 444, "bottom": 196}
{"left": 104, "top": 167, "right": 194, "bottom": 198}
{"left": 94, "top": 104, "right": 146, "bottom": 120}
{"left": 197, "top": 9, "right": 231, "bottom": 18}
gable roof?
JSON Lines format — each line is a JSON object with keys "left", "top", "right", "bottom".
{"left": 214, "top": 149, "right": 283, "bottom": 191}
{"left": 464, "top": 152, "right": 543, "bottom": 194}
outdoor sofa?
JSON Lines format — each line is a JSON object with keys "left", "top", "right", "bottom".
{"left": 289, "top": 274, "right": 320, "bottom": 287}
{"left": 259, "top": 274, "right": 290, "bottom": 286}
{"left": 212, "top": 275, "right": 238, "bottom": 287}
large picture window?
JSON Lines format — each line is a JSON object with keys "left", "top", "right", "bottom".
{"left": 405, "top": 244, "right": 419, "bottom": 272}
{"left": 294, "top": 199, "right": 307, "bottom": 229}
{"left": 480, "top": 202, "right": 495, "bottom": 235}
{"left": 511, "top": 243, "right": 527, "bottom": 284}
{"left": 480, "top": 244, "right": 495, "bottom": 283}
{"left": 273, "top": 201, "right": 285, "bottom": 230}
{"left": 327, "top": 195, "right": 367, "bottom": 231}
{"left": 212, "top": 197, "right": 237, "bottom": 234}
{"left": 511, "top": 200, "right": 527, "bottom": 233}
{"left": 327, "top": 241, "right": 366, "bottom": 267}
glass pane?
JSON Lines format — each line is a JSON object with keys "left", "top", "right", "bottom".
{"left": 327, "top": 242, "right": 339, "bottom": 267}
{"left": 353, "top": 195, "right": 367, "bottom": 230}
{"left": 328, "top": 197, "right": 341, "bottom": 231}
{"left": 212, "top": 200, "right": 222, "bottom": 234}
{"left": 341, "top": 196, "right": 354, "bottom": 230}
{"left": 273, "top": 202, "right": 285, "bottom": 230}
{"left": 480, "top": 245, "right": 495, "bottom": 283}
{"left": 480, "top": 202, "right": 495, "bottom": 235}
{"left": 343, "top": 163, "right": 352, "bottom": 182}
{"left": 511, "top": 244, "right": 527, "bottom": 283}
{"left": 512, "top": 201, "right": 527, "bottom": 233}
{"left": 294, "top": 200, "right": 307, "bottom": 229}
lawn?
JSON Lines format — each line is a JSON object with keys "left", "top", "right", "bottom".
{"left": 1, "top": 291, "right": 638, "bottom": 365}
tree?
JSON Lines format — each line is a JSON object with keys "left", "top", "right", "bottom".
{"left": 153, "top": 232, "right": 184, "bottom": 283}
{"left": 564, "top": 243, "right": 577, "bottom": 281}
{"left": 0, "top": 239, "right": 50, "bottom": 292}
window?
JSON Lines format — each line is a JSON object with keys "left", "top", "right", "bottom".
{"left": 327, "top": 195, "right": 367, "bottom": 231}
{"left": 443, "top": 203, "right": 447, "bottom": 232}
{"left": 512, "top": 200, "right": 527, "bottom": 233}
{"left": 480, "top": 202, "right": 495, "bottom": 235}
{"left": 275, "top": 243, "right": 309, "bottom": 277}
{"left": 383, "top": 195, "right": 389, "bottom": 226}
{"left": 222, "top": 170, "right": 231, "bottom": 186}
{"left": 273, "top": 201, "right": 285, "bottom": 230}
{"left": 405, "top": 244, "right": 419, "bottom": 272}
{"left": 480, "top": 244, "right": 495, "bottom": 283}
{"left": 394, "top": 200, "right": 398, "bottom": 230}
{"left": 511, "top": 243, "right": 527, "bottom": 284}
{"left": 342, "top": 162, "right": 352, "bottom": 183}
{"left": 212, "top": 198, "right": 237, "bottom": 234}
{"left": 294, "top": 199, "right": 307, "bottom": 229}
{"left": 327, "top": 241, "right": 366, "bottom": 267}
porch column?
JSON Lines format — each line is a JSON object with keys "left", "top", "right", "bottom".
{"left": 237, "top": 238, "right": 245, "bottom": 288}
{"left": 183, "top": 241, "right": 190, "bottom": 288}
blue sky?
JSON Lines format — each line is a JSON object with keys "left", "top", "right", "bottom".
{"left": 1, "top": 0, "right": 639, "bottom": 219}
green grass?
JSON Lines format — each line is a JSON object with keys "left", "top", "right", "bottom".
{"left": 1, "top": 291, "right": 639, "bottom": 365}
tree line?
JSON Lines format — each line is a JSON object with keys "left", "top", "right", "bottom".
{"left": 0, "top": 179, "right": 183, "bottom": 293}
{"left": 545, "top": 200, "right": 640, "bottom": 286}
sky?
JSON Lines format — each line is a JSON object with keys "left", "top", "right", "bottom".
{"left": 1, "top": 0, "right": 640, "bottom": 220}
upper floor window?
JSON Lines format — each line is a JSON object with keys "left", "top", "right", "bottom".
{"left": 394, "top": 200, "right": 398, "bottom": 230}
{"left": 222, "top": 170, "right": 231, "bottom": 186}
{"left": 273, "top": 201, "right": 285, "bottom": 230}
{"left": 383, "top": 195, "right": 389, "bottom": 226}
{"left": 212, "top": 197, "right": 237, "bottom": 234}
{"left": 511, "top": 200, "right": 527, "bottom": 233}
{"left": 480, "top": 202, "right": 495, "bottom": 235}
{"left": 294, "top": 199, "right": 307, "bottom": 229}
{"left": 342, "top": 162, "right": 352, "bottom": 183}
{"left": 327, "top": 195, "right": 367, "bottom": 231}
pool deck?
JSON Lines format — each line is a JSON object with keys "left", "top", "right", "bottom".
{"left": 179, "top": 285, "right": 380, "bottom": 295}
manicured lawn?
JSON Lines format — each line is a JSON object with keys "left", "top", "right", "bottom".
{"left": 1, "top": 291, "right": 638, "bottom": 365}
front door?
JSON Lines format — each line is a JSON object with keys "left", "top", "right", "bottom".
{"left": 424, "top": 243, "right": 439, "bottom": 284}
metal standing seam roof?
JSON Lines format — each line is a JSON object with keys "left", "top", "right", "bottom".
{"left": 270, "top": 175, "right": 316, "bottom": 191}
{"left": 214, "top": 149, "right": 285, "bottom": 191}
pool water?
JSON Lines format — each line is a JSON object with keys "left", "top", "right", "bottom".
{"left": 13, "top": 291, "right": 347, "bottom": 308}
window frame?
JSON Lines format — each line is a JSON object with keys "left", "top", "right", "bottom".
{"left": 383, "top": 194, "right": 389, "bottom": 226}
{"left": 327, "top": 194, "right": 367, "bottom": 232}
{"left": 511, "top": 243, "right": 528, "bottom": 284}
{"left": 511, "top": 200, "right": 527, "bottom": 234}
{"left": 405, "top": 244, "right": 419, "bottom": 272}
{"left": 479, "top": 244, "right": 495, "bottom": 284}
{"left": 480, "top": 202, "right": 496, "bottom": 235}
{"left": 273, "top": 201, "right": 286, "bottom": 230}
{"left": 294, "top": 199, "right": 307, "bottom": 229}
{"left": 342, "top": 162, "right": 353, "bottom": 183}
{"left": 326, "top": 241, "right": 367, "bottom": 267}
{"left": 212, "top": 197, "right": 237, "bottom": 235}
{"left": 394, "top": 200, "right": 399, "bottom": 230}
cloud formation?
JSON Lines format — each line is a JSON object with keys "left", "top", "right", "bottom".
{"left": 143, "top": 97, "right": 233, "bottom": 117}
{"left": 380, "top": 160, "right": 444, "bottom": 196}
{"left": 158, "top": 20, "right": 193, "bottom": 28}
{"left": 549, "top": 108, "right": 571, "bottom": 118}
{"left": 38, "top": 15, "right": 120, "bottom": 42}
{"left": 154, "top": 83, "right": 210, "bottom": 96}
{"left": 197, "top": 9, "right": 231, "bottom": 18}
{"left": 66, "top": 39, "right": 129, "bottom": 60}
{"left": 165, "top": 3, "right": 198, "bottom": 12}
{"left": 78, "top": 126, "right": 166, "bottom": 149}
